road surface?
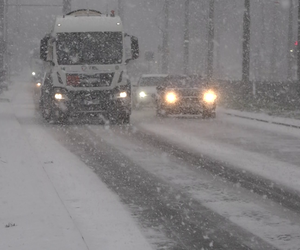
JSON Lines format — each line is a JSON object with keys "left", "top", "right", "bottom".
{"left": 2, "top": 76, "right": 300, "bottom": 250}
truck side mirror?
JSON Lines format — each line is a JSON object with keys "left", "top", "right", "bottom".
{"left": 131, "top": 36, "right": 139, "bottom": 60}
{"left": 40, "top": 35, "right": 50, "bottom": 61}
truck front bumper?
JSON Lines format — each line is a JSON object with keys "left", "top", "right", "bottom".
{"left": 53, "top": 89, "right": 131, "bottom": 117}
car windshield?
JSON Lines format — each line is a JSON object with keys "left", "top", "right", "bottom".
{"left": 139, "top": 77, "right": 166, "bottom": 87}
{"left": 56, "top": 32, "right": 123, "bottom": 65}
{"left": 163, "top": 76, "right": 203, "bottom": 88}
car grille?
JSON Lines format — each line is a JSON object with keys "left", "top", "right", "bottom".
{"left": 67, "top": 73, "right": 114, "bottom": 87}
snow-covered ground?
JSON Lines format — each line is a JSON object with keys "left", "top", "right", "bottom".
{"left": 89, "top": 123, "right": 300, "bottom": 250}
{"left": 220, "top": 107, "right": 300, "bottom": 128}
{"left": 132, "top": 108, "right": 300, "bottom": 194}
{"left": 89, "top": 121, "right": 300, "bottom": 250}
{"left": 3, "top": 72, "right": 300, "bottom": 249}
{"left": 0, "top": 77, "right": 153, "bottom": 250}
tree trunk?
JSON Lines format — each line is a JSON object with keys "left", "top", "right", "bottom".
{"left": 242, "top": 0, "right": 250, "bottom": 83}
{"left": 183, "top": 0, "right": 190, "bottom": 75}
{"left": 287, "top": 0, "right": 294, "bottom": 80}
{"left": 162, "top": 0, "right": 170, "bottom": 74}
{"left": 207, "top": 0, "right": 214, "bottom": 81}
{"left": 0, "top": 0, "right": 4, "bottom": 82}
{"left": 297, "top": 0, "right": 300, "bottom": 81}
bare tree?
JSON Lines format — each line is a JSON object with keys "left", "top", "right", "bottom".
{"left": 287, "top": 0, "right": 294, "bottom": 80}
{"left": 207, "top": 0, "right": 214, "bottom": 81}
{"left": 242, "top": 0, "right": 250, "bottom": 83}
{"left": 162, "top": 0, "right": 170, "bottom": 74}
{"left": 183, "top": 0, "right": 190, "bottom": 75}
{"left": 258, "top": 0, "right": 265, "bottom": 81}
{"left": 0, "top": 0, "right": 4, "bottom": 80}
{"left": 297, "top": 0, "right": 300, "bottom": 81}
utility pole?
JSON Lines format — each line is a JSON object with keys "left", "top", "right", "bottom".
{"left": 207, "top": 0, "right": 214, "bottom": 81}
{"left": 162, "top": 0, "right": 170, "bottom": 74}
{"left": 63, "top": 0, "right": 71, "bottom": 15}
{"left": 270, "top": 2, "right": 279, "bottom": 81}
{"left": 118, "top": 0, "right": 124, "bottom": 23}
{"left": 0, "top": 0, "right": 4, "bottom": 82}
{"left": 258, "top": 0, "right": 265, "bottom": 81}
{"left": 297, "top": 0, "right": 300, "bottom": 81}
{"left": 287, "top": 0, "right": 294, "bottom": 80}
{"left": 242, "top": 0, "right": 250, "bottom": 84}
{"left": 183, "top": 0, "right": 190, "bottom": 75}
{"left": 4, "top": 0, "right": 8, "bottom": 78}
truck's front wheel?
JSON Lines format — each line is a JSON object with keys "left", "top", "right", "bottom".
{"left": 108, "top": 112, "right": 130, "bottom": 125}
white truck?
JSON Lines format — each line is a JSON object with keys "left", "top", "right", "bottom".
{"left": 39, "top": 9, "right": 139, "bottom": 124}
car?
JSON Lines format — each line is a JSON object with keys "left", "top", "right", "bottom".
{"left": 155, "top": 75, "right": 217, "bottom": 118}
{"left": 133, "top": 74, "right": 168, "bottom": 109}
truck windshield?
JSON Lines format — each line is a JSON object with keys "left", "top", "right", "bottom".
{"left": 56, "top": 32, "right": 123, "bottom": 65}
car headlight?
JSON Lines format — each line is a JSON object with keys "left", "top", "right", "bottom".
{"left": 139, "top": 91, "right": 146, "bottom": 98}
{"left": 165, "top": 92, "right": 177, "bottom": 103}
{"left": 203, "top": 90, "right": 217, "bottom": 103}
{"left": 54, "top": 93, "right": 65, "bottom": 100}
{"left": 32, "top": 72, "right": 36, "bottom": 76}
{"left": 36, "top": 82, "right": 41, "bottom": 87}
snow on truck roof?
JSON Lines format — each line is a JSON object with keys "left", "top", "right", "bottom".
{"left": 53, "top": 12, "right": 123, "bottom": 33}
{"left": 141, "top": 74, "right": 168, "bottom": 78}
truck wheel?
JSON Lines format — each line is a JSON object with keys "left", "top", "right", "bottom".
{"left": 40, "top": 99, "right": 52, "bottom": 121}
{"left": 41, "top": 99, "right": 66, "bottom": 123}
{"left": 108, "top": 112, "right": 130, "bottom": 125}
{"left": 119, "top": 113, "right": 130, "bottom": 124}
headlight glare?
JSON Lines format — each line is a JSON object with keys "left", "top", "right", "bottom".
{"left": 36, "top": 82, "right": 41, "bottom": 87}
{"left": 32, "top": 72, "right": 36, "bottom": 76}
{"left": 54, "top": 93, "right": 64, "bottom": 100}
{"left": 139, "top": 91, "right": 146, "bottom": 98}
{"left": 119, "top": 92, "right": 127, "bottom": 98}
{"left": 166, "top": 92, "right": 177, "bottom": 103}
{"left": 203, "top": 90, "right": 217, "bottom": 103}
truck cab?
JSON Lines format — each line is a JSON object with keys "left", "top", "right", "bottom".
{"left": 39, "top": 9, "right": 139, "bottom": 124}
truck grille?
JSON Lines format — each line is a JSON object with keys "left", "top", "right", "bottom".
{"left": 69, "top": 90, "right": 111, "bottom": 112}
{"left": 67, "top": 73, "right": 114, "bottom": 87}
{"left": 177, "top": 88, "right": 200, "bottom": 97}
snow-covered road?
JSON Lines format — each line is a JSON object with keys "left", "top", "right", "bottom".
{"left": 1, "top": 76, "right": 300, "bottom": 250}
{"left": 0, "top": 79, "right": 153, "bottom": 250}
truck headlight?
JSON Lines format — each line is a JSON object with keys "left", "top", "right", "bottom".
{"left": 203, "top": 90, "right": 217, "bottom": 103}
{"left": 165, "top": 92, "right": 177, "bottom": 103}
{"left": 139, "top": 91, "right": 146, "bottom": 98}
{"left": 54, "top": 88, "right": 68, "bottom": 100}
{"left": 119, "top": 92, "right": 127, "bottom": 98}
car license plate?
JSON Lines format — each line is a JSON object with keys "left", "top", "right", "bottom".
{"left": 84, "top": 99, "right": 100, "bottom": 105}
